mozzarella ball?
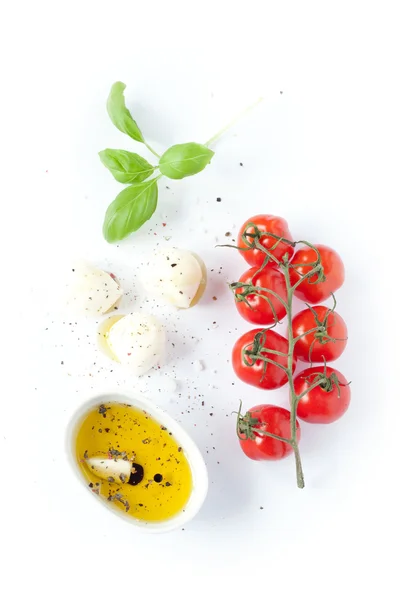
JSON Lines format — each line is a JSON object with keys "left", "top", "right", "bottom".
{"left": 141, "top": 248, "right": 207, "bottom": 308}
{"left": 66, "top": 261, "right": 122, "bottom": 316}
{"left": 100, "top": 313, "right": 165, "bottom": 376}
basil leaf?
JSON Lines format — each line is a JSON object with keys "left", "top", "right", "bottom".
{"left": 103, "top": 179, "right": 159, "bottom": 243}
{"left": 106, "top": 82, "right": 144, "bottom": 143}
{"left": 99, "top": 149, "right": 155, "bottom": 184}
{"left": 158, "top": 142, "right": 214, "bottom": 179}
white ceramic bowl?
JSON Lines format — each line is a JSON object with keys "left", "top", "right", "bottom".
{"left": 66, "top": 390, "right": 208, "bottom": 533}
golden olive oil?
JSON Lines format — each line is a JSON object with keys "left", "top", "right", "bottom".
{"left": 75, "top": 403, "right": 192, "bottom": 522}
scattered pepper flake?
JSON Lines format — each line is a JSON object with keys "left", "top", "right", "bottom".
{"left": 108, "top": 493, "right": 122, "bottom": 502}
{"left": 109, "top": 447, "right": 125, "bottom": 457}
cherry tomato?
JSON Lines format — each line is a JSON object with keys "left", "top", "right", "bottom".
{"left": 238, "top": 404, "right": 300, "bottom": 460}
{"left": 233, "top": 266, "right": 287, "bottom": 325}
{"left": 232, "top": 328, "right": 296, "bottom": 390}
{"left": 238, "top": 215, "right": 294, "bottom": 268}
{"left": 291, "top": 305, "right": 348, "bottom": 363}
{"left": 289, "top": 244, "right": 345, "bottom": 303}
{"left": 293, "top": 366, "right": 350, "bottom": 423}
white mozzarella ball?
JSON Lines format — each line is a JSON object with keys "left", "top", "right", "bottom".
{"left": 66, "top": 261, "right": 122, "bottom": 316}
{"left": 141, "top": 248, "right": 206, "bottom": 308}
{"left": 106, "top": 313, "right": 165, "bottom": 376}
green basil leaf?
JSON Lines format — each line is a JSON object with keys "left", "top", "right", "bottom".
{"left": 103, "top": 179, "right": 158, "bottom": 243}
{"left": 99, "top": 149, "right": 155, "bottom": 184}
{"left": 158, "top": 142, "right": 215, "bottom": 179}
{"left": 106, "top": 82, "right": 144, "bottom": 143}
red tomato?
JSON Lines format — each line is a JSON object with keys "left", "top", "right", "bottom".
{"left": 289, "top": 244, "right": 345, "bottom": 303}
{"left": 238, "top": 215, "right": 294, "bottom": 268}
{"left": 294, "top": 366, "right": 351, "bottom": 423}
{"left": 238, "top": 404, "right": 300, "bottom": 460}
{"left": 232, "top": 329, "right": 296, "bottom": 390}
{"left": 233, "top": 266, "right": 287, "bottom": 325}
{"left": 291, "top": 305, "right": 348, "bottom": 363}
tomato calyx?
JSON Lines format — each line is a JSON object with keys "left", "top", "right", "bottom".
{"left": 304, "top": 371, "right": 338, "bottom": 393}
{"left": 230, "top": 280, "right": 286, "bottom": 324}
{"left": 290, "top": 242, "right": 326, "bottom": 287}
{"left": 236, "top": 410, "right": 259, "bottom": 441}
{"left": 298, "top": 361, "right": 346, "bottom": 398}
{"left": 297, "top": 296, "right": 348, "bottom": 362}
{"left": 240, "top": 222, "right": 295, "bottom": 269}
{"left": 242, "top": 329, "right": 288, "bottom": 382}
{"left": 235, "top": 401, "right": 292, "bottom": 445}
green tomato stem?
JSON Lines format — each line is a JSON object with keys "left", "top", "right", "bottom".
{"left": 281, "top": 261, "right": 305, "bottom": 489}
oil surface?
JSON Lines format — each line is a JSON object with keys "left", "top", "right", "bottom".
{"left": 75, "top": 402, "right": 192, "bottom": 522}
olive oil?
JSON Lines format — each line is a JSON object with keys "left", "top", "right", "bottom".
{"left": 75, "top": 402, "right": 193, "bottom": 522}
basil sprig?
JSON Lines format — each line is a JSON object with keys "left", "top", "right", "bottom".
{"left": 99, "top": 82, "right": 257, "bottom": 242}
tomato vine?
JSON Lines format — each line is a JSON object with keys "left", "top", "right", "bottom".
{"left": 230, "top": 224, "right": 344, "bottom": 488}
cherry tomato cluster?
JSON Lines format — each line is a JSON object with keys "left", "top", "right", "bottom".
{"left": 230, "top": 215, "right": 350, "bottom": 485}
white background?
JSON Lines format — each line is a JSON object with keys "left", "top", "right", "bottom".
{"left": 1, "top": 1, "right": 399, "bottom": 597}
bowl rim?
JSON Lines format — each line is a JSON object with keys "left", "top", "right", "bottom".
{"left": 65, "top": 389, "right": 208, "bottom": 533}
